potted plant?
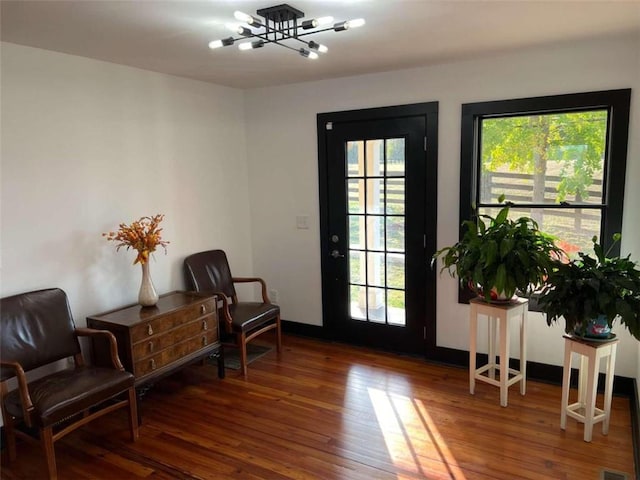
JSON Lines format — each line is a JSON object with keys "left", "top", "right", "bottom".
{"left": 432, "top": 196, "right": 563, "bottom": 303}
{"left": 539, "top": 234, "right": 640, "bottom": 340}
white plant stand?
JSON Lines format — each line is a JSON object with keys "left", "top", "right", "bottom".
{"left": 560, "top": 334, "right": 618, "bottom": 442}
{"left": 469, "top": 297, "right": 528, "bottom": 407}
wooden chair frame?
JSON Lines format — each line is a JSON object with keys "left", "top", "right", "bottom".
{"left": 0, "top": 328, "right": 138, "bottom": 480}
{"left": 216, "top": 276, "right": 282, "bottom": 377}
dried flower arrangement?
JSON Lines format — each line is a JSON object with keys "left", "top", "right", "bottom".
{"left": 103, "top": 214, "right": 169, "bottom": 264}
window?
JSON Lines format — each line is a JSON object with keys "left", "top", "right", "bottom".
{"left": 460, "top": 89, "right": 631, "bottom": 258}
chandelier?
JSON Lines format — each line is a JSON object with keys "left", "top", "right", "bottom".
{"left": 208, "top": 3, "right": 365, "bottom": 59}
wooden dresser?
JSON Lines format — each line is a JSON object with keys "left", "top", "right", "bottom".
{"left": 87, "top": 291, "right": 224, "bottom": 386}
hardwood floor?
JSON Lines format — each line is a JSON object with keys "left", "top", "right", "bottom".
{"left": 1, "top": 334, "right": 636, "bottom": 479}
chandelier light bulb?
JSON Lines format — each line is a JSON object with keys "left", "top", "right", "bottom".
{"left": 225, "top": 24, "right": 251, "bottom": 36}
{"left": 346, "top": 18, "right": 365, "bottom": 28}
{"left": 299, "top": 48, "right": 319, "bottom": 59}
{"left": 239, "top": 40, "right": 264, "bottom": 51}
{"left": 308, "top": 41, "right": 328, "bottom": 53}
{"left": 209, "top": 37, "right": 234, "bottom": 49}
{"left": 301, "top": 19, "right": 318, "bottom": 30}
{"left": 316, "top": 16, "right": 334, "bottom": 26}
{"left": 234, "top": 10, "right": 263, "bottom": 27}
{"left": 234, "top": 11, "right": 252, "bottom": 23}
{"left": 333, "top": 21, "right": 348, "bottom": 32}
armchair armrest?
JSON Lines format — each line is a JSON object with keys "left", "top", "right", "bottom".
{"left": 232, "top": 277, "right": 270, "bottom": 303}
{"left": 0, "top": 360, "right": 35, "bottom": 426}
{"left": 207, "top": 291, "right": 233, "bottom": 333}
{"left": 75, "top": 328, "right": 124, "bottom": 371}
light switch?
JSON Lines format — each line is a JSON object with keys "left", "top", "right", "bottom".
{"left": 296, "top": 215, "right": 310, "bottom": 230}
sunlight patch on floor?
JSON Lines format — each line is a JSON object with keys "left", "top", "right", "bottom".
{"left": 368, "top": 387, "right": 466, "bottom": 479}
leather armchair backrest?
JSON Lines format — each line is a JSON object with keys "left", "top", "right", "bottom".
{"left": 0, "top": 288, "right": 81, "bottom": 381}
{"left": 183, "top": 250, "right": 236, "bottom": 299}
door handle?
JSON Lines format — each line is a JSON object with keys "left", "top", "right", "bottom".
{"left": 331, "top": 249, "right": 345, "bottom": 258}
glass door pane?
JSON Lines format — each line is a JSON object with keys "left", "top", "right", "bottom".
{"left": 346, "top": 139, "right": 406, "bottom": 326}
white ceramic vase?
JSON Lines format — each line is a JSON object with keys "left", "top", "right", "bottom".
{"left": 138, "top": 262, "right": 159, "bottom": 307}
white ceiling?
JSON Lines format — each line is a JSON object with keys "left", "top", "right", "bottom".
{"left": 2, "top": 1, "right": 639, "bottom": 89}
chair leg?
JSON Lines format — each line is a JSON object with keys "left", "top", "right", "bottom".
{"left": 1, "top": 387, "right": 17, "bottom": 462}
{"left": 238, "top": 332, "right": 248, "bottom": 378}
{"left": 3, "top": 413, "right": 18, "bottom": 461}
{"left": 276, "top": 314, "right": 282, "bottom": 355}
{"left": 40, "top": 426, "right": 57, "bottom": 480}
{"left": 128, "top": 387, "right": 139, "bottom": 440}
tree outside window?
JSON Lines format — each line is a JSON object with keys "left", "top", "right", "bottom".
{"left": 479, "top": 110, "right": 607, "bottom": 255}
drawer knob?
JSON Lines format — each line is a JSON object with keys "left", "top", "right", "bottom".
{"left": 147, "top": 324, "right": 154, "bottom": 336}
{"left": 200, "top": 305, "right": 206, "bottom": 315}
{"left": 202, "top": 319, "right": 208, "bottom": 331}
{"left": 150, "top": 358, "right": 156, "bottom": 370}
{"left": 202, "top": 336, "right": 208, "bottom": 346}
{"left": 148, "top": 341, "right": 154, "bottom": 353}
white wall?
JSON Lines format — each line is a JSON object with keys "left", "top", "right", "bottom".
{"left": 2, "top": 34, "right": 639, "bottom": 382}
{"left": 244, "top": 33, "right": 640, "bottom": 378}
{"left": 0, "top": 42, "right": 253, "bottom": 322}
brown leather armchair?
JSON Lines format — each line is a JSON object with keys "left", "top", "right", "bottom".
{"left": 0, "top": 288, "right": 138, "bottom": 480}
{"left": 183, "top": 250, "right": 281, "bottom": 377}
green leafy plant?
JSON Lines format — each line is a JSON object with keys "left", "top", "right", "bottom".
{"left": 432, "top": 196, "right": 563, "bottom": 302}
{"left": 539, "top": 234, "right": 640, "bottom": 340}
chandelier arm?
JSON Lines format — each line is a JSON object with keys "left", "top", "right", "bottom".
{"left": 237, "top": 32, "right": 301, "bottom": 53}
{"left": 223, "top": 24, "right": 332, "bottom": 48}
{"left": 263, "top": 25, "right": 336, "bottom": 39}
{"left": 264, "top": 40, "right": 300, "bottom": 53}
{"left": 292, "top": 38, "right": 312, "bottom": 47}
{"left": 241, "top": 24, "right": 335, "bottom": 42}
{"left": 295, "top": 26, "right": 336, "bottom": 37}
{"left": 266, "top": 32, "right": 314, "bottom": 48}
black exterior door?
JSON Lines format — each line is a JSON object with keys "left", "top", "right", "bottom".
{"left": 318, "top": 103, "right": 438, "bottom": 354}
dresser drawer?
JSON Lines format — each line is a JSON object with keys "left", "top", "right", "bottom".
{"left": 134, "top": 330, "right": 218, "bottom": 377}
{"left": 130, "top": 298, "right": 215, "bottom": 343}
{"left": 131, "top": 315, "right": 217, "bottom": 360}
